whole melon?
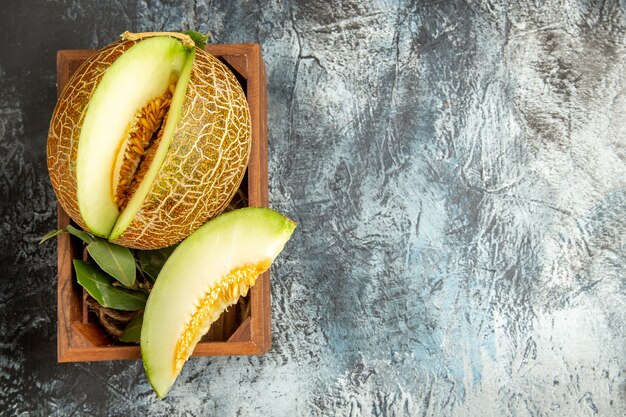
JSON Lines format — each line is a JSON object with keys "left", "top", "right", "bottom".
{"left": 47, "top": 32, "right": 251, "bottom": 249}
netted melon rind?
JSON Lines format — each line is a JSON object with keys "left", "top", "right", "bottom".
{"left": 111, "top": 48, "right": 251, "bottom": 249}
{"left": 47, "top": 40, "right": 136, "bottom": 233}
{"left": 47, "top": 42, "right": 252, "bottom": 249}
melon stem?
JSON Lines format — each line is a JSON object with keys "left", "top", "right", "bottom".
{"left": 120, "top": 31, "right": 195, "bottom": 48}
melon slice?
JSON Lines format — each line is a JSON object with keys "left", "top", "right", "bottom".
{"left": 141, "top": 208, "right": 296, "bottom": 398}
{"left": 76, "top": 37, "right": 192, "bottom": 236}
{"left": 108, "top": 51, "right": 194, "bottom": 241}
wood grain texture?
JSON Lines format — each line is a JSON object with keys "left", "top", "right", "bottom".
{"left": 56, "top": 44, "right": 269, "bottom": 362}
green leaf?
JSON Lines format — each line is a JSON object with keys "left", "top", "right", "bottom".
{"left": 182, "top": 30, "right": 210, "bottom": 49}
{"left": 39, "top": 225, "right": 95, "bottom": 244}
{"left": 120, "top": 312, "right": 143, "bottom": 343}
{"left": 39, "top": 229, "right": 66, "bottom": 244}
{"left": 87, "top": 240, "right": 136, "bottom": 287}
{"left": 74, "top": 260, "right": 147, "bottom": 311}
{"left": 138, "top": 245, "right": 177, "bottom": 282}
{"left": 66, "top": 225, "right": 94, "bottom": 244}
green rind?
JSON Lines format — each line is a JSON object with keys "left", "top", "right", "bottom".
{"left": 141, "top": 208, "right": 296, "bottom": 398}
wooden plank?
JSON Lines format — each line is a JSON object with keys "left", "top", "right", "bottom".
{"left": 55, "top": 43, "right": 269, "bottom": 362}
{"left": 242, "top": 44, "right": 271, "bottom": 353}
{"left": 58, "top": 340, "right": 263, "bottom": 363}
{"left": 227, "top": 317, "right": 252, "bottom": 342}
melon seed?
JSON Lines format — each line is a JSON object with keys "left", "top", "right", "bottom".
{"left": 115, "top": 87, "right": 174, "bottom": 209}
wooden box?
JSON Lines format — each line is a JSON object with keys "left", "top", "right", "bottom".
{"left": 56, "top": 43, "right": 269, "bottom": 362}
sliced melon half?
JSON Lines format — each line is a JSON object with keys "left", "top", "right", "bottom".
{"left": 76, "top": 37, "right": 193, "bottom": 236}
{"left": 141, "top": 208, "right": 296, "bottom": 398}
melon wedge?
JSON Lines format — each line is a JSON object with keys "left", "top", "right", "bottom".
{"left": 75, "top": 37, "right": 191, "bottom": 236}
{"left": 141, "top": 208, "right": 296, "bottom": 398}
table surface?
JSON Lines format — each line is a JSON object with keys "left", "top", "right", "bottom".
{"left": 1, "top": 1, "right": 624, "bottom": 416}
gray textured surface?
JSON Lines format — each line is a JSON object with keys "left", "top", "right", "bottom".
{"left": 1, "top": 0, "right": 625, "bottom": 416}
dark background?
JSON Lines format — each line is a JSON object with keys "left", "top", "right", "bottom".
{"left": 1, "top": 1, "right": 625, "bottom": 416}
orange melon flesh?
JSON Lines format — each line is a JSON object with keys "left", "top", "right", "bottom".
{"left": 141, "top": 208, "right": 297, "bottom": 399}
{"left": 76, "top": 37, "right": 192, "bottom": 236}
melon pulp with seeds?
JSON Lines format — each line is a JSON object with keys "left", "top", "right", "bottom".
{"left": 141, "top": 208, "right": 296, "bottom": 398}
{"left": 47, "top": 32, "right": 251, "bottom": 249}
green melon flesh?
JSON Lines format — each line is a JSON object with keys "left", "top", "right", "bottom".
{"left": 76, "top": 37, "right": 193, "bottom": 236}
{"left": 141, "top": 208, "right": 296, "bottom": 399}
{"left": 108, "top": 49, "right": 195, "bottom": 241}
